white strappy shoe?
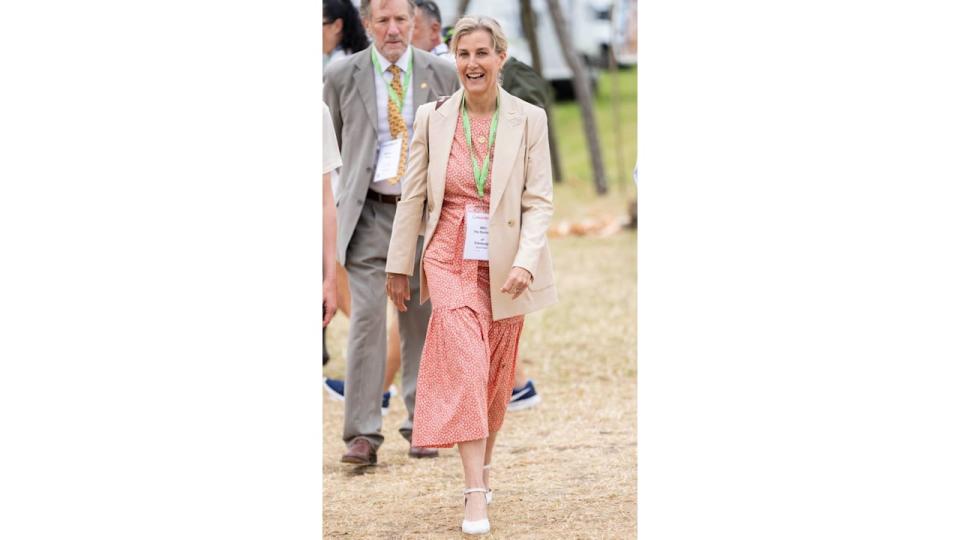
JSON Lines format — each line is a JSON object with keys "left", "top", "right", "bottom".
{"left": 461, "top": 488, "right": 490, "bottom": 535}
{"left": 483, "top": 464, "right": 493, "bottom": 505}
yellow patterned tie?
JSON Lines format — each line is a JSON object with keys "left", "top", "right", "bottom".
{"left": 386, "top": 64, "right": 408, "bottom": 185}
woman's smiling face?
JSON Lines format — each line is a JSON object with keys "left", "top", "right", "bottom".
{"left": 455, "top": 30, "right": 506, "bottom": 98}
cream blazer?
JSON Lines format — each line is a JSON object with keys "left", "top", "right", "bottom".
{"left": 386, "top": 87, "right": 558, "bottom": 321}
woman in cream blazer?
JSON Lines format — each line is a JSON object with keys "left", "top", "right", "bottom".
{"left": 385, "top": 85, "right": 558, "bottom": 319}
{"left": 385, "top": 16, "right": 557, "bottom": 536}
{"left": 387, "top": 88, "right": 557, "bottom": 321}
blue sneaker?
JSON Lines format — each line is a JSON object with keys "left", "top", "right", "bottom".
{"left": 381, "top": 385, "right": 398, "bottom": 416}
{"left": 507, "top": 380, "right": 541, "bottom": 411}
{"left": 324, "top": 378, "right": 396, "bottom": 417}
{"left": 323, "top": 377, "right": 345, "bottom": 401}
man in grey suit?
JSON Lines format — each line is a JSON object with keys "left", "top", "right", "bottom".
{"left": 323, "top": 0, "right": 459, "bottom": 466}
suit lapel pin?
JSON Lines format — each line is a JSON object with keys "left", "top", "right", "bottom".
{"left": 420, "top": 82, "right": 428, "bottom": 89}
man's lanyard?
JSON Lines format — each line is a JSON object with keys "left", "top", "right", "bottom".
{"left": 461, "top": 95, "right": 500, "bottom": 198}
{"left": 371, "top": 48, "right": 413, "bottom": 110}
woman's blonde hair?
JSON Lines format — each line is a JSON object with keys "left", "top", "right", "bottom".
{"left": 450, "top": 16, "right": 509, "bottom": 54}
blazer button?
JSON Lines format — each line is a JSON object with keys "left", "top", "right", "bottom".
{"left": 507, "top": 219, "right": 515, "bottom": 227}
{"left": 428, "top": 202, "right": 434, "bottom": 212}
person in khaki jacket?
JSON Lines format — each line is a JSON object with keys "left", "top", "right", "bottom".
{"left": 385, "top": 16, "right": 557, "bottom": 536}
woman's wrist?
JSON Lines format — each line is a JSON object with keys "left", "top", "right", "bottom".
{"left": 512, "top": 266, "right": 533, "bottom": 281}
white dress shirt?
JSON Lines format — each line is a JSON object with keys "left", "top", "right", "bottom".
{"left": 371, "top": 46, "right": 414, "bottom": 196}
{"left": 431, "top": 42, "right": 455, "bottom": 64}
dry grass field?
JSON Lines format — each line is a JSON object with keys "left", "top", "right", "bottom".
{"left": 322, "top": 230, "right": 636, "bottom": 539}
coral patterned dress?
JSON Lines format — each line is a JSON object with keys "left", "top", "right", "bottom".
{"left": 411, "top": 111, "right": 525, "bottom": 449}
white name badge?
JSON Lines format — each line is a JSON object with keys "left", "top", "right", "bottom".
{"left": 463, "top": 209, "right": 489, "bottom": 261}
{"left": 373, "top": 139, "right": 402, "bottom": 183}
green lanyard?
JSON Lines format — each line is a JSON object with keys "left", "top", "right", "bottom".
{"left": 370, "top": 48, "right": 413, "bottom": 110}
{"left": 461, "top": 95, "right": 500, "bottom": 198}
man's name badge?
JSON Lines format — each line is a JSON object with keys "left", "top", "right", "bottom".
{"left": 463, "top": 208, "right": 490, "bottom": 261}
{"left": 373, "top": 139, "right": 402, "bottom": 183}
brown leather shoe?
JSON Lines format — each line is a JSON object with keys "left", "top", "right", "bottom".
{"left": 408, "top": 445, "right": 439, "bottom": 459}
{"left": 341, "top": 438, "right": 377, "bottom": 465}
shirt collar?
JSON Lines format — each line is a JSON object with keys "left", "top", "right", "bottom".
{"left": 431, "top": 42, "right": 449, "bottom": 56}
{"left": 373, "top": 45, "right": 412, "bottom": 74}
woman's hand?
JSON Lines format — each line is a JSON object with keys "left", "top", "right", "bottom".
{"left": 386, "top": 273, "right": 411, "bottom": 312}
{"left": 500, "top": 267, "right": 533, "bottom": 300}
{"left": 323, "top": 278, "right": 338, "bottom": 327}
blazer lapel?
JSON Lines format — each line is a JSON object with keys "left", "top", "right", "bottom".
{"left": 429, "top": 88, "right": 463, "bottom": 206}
{"left": 489, "top": 88, "right": 523, "bottom": 215}
{"left": 353, "top": 49, "right": 378, "bottom": 134}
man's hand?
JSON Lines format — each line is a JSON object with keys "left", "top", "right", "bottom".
{"left": 500, "top": 267, "right": 533, "bottom": 300}
{"left": 323, "top": 278, "right": 338, "bottom": 327}
{"left": 386, "top": 273, "right": 411, "bottom": 312}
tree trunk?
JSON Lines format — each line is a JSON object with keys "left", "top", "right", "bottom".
{"left": 519, "top": 0, "right": 561, "bottom": 183}
{"left": 543, "top": 0, "right": 607, "bottom": 194}
{"left": 608, "top": 46, "right": 634, "bottom": 224}
{"left": 545, "top": 106, "right": 564, "bottom": 184}
{"left": 519, "top": 0, "right": 543, "bottom": 77}
{"left": 608, "top": 46, "right": 627, "bottom": 193}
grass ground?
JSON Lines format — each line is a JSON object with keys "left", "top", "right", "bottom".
{"left": 323, "top": 68, "right": 637, "bottom": 538}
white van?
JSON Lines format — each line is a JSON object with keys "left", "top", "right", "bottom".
{"left": 610, "top": 0, "right": 637, "bottom": 65}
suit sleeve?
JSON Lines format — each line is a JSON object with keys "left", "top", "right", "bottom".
{"left": 512, "top": 107, "right": 553, "bottom": 280}
{"left": 443, "top": 66, "right": 461, "bottom": 96}
{"left": 386, "top": 103, "right": 432, "bottom": 276}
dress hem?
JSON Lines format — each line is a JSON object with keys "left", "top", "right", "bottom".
{"left": 412, "top": 430, "right": 490, "bottom": 449}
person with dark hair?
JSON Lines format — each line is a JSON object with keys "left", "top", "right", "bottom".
{"left": 323, "top": 0, "right": 370, "bottom": 67}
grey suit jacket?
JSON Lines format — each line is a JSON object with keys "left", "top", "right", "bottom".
{"left": 323, "top": 46, "right": 460, "bottom": 264}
